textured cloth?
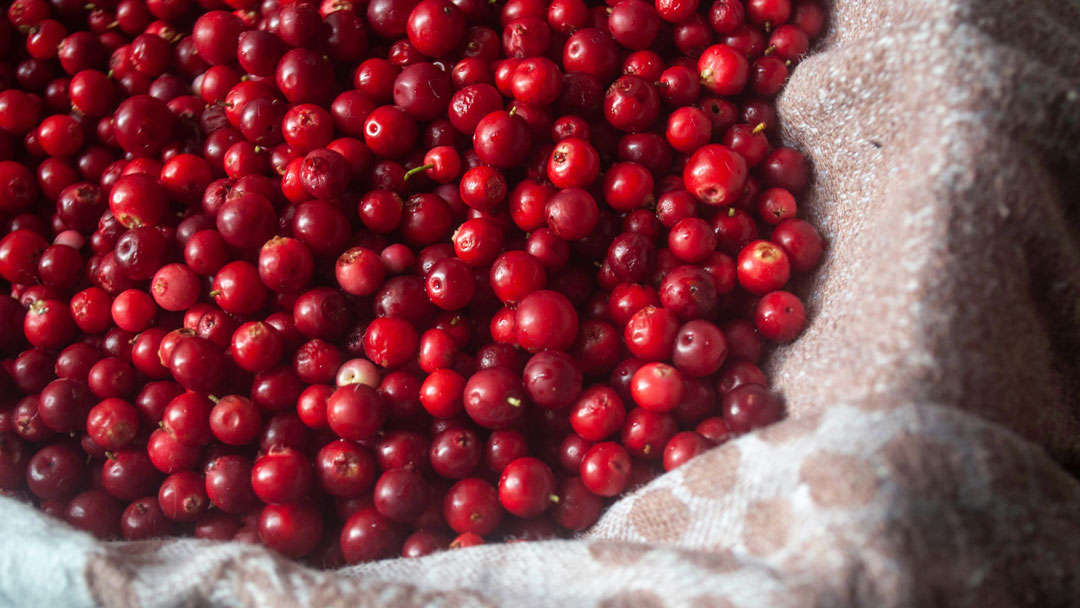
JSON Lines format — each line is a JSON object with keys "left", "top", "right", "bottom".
{"left": 4, "top": 0, "right": 1080, "bottom": 605}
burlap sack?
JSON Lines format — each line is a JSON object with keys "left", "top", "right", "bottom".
{"left": 3, "top": 0, "right": 1080, "bottom": 605}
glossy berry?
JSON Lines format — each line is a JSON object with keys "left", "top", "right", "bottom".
{"left": 498, "top": 457, "right": 555, "bottom": 518}
{"left": 755, "top": 290, "right": 806, "bottom": 341}
{"left": 683, "top": 144, "right": 749, "bottom": 206}
{"left": 443, "top": 477, "right": 502, "bottom": 536}
{"left": 580, "top": 442, "right": 631, "bottom": 497}
{"left": 251, "top": 447, "right": 312, "bottom": 505}
{"left": 630, "top": 362, "right": 685, "bottom": 412}
{"left": 723, "top": 384, "right": 783, "bottom": 433}
{"left": 663, "top": 431, "right": 712, "bottom": 471}
{"left": 737, "top": 240, "right": 791, "bottom": 295}
{"left": 515, "top": 290, "right": 578, "bottom": 353}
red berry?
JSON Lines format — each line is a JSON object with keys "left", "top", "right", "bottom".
{"left": 443, "top": 477, "right": 502, "bottom": 536}
{"left": 580, "top": 442, "right": 631, "bottom": 496}
{"left": 251, "top": 447, "right": 312, "bottom": 505}
{"left": 698, "top": 44, "right": 749, "bottom": 95}
{"left": 259, "top": 502, "right": 323, "bottom": 558}
{"left": 341, "top": 508, "right": 401, "bottom": 563}
{"left": 736, "top": 240, "right": 791, "bottom": 295}
{"left": 663, "top": 431, "right": 712, "bottom": 471}
{"left": 407, "top": 0, "right": 466, "bottom": 58}
{"left": 550, "top": 476, "right": 602, "bottom": 530}
{"left": 328, "top": 383, "right": 387, "bottom": 441}
{"left": 630, "top": 362, "right": 685, "bottom": 412}
{"left": 463, "top": 367, "right": 526, "bottom": 429}
{"left": 515, "top": 290, "right": 578, "bottom": 353}
{"left": 683, "top": 144, "right": 749, "bottom": 206}
{"left": 498, "top": 457, "right": 556, "bottom": 517}
{"left": 569, "top": 385, "right": 626, "bottom": 441}
{"left": 755, "top": 290, "right": 806, "bottom": 341}
{"left": 771, "top": 218, "right": 823, "bottom": 272}
{"left": 723, "top": 384, "right": 783, "bottom": 433}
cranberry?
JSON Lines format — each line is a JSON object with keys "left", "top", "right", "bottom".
{"left": 723, "top": 384, "right": 783, "bottom": 433}
{"left": 771, "top": 218, "right": 823, "bottom": 273}
{"left": 26, "top": 443, "right": 85, "bottom": 501}
{"left": 523, "top": 350, "right": 582, "bottom": 410}
{"left": 463, "top": 367, "right": 525, "bottom": 429}
{"left": 510, "top": 57, "right": 563, "bottom": 108}
{"left": 473, "top": 110, "right": 531, "bottom": 169}
{"left": 316, "top": 439, "right": 377, "bottom": 497}
{"left": 24, "top": 299, "right": 76, "bottom": 349}
{"left": 259, "top": 502, "right": 323, "bottom": 558}
{"left": 550, "top": 476, "right": 602, "bottom": 530}
{"left": 168, "top": 337, "right": 226, "bottom": 394}
{"left": 562, "top": 28, "right": 620, "bottom": 82}
{"left": 161, "top": 392, "right": 213, "bottom": 447}
{"left": 623, "top": 305, "right": 679, "bottom": 361}
{"left": 336, "top": 358, "right": 381, "bottom": 388}
{"left": 755, "top": 290, "right": 806, "bottom": 341}
{"left": 113, "top": 95, "right": 175, "bottom": 157}
{"left": 547, "top": 137, "right": 599, "bottom": 190}
{"left": 120, "top": 496, "right": 174, "bottom": 539}
{"left": 580, "top": 441, "right": 631, "bottom": 497}
{"left": 37, "top": 114, "right": 84, "bottom": 157}
{"left": 429, "top": 428, "right": 481, "bottom": 479}
{"left": 102, "top": 448, "right": 162, "bottom": 501}
{"left": 0, "top": 229, "right": 49, "bottom": 284}
{"left": 65, "top": 490, "right": 124, "bottom": 540}
{"left": 630, "top": 362, "right": 685, "bottom": 412}
{"left": 85, "top": 398, "right": 139, "bottom": 451}
{"left": 757, "top": 146, "right": 809, "bottom": 193}
{"left": 737, "top": 240, "right": 791, "bottom": 295}
{"left": 251, "top": 447, "right": 312, "bottom": 505}
{"left": 328, "top": 383, "right": 387, "bottom": 441}
{"left": 373, "top": 468, "right": 429, "bottom": 523}
{"left": 216, "top": 191, "right": 277, "bottom": 252}
{"left": 230, "top": 322, "right": 284, "bottom": 374}
{"left": 792, "top": 1, "right": 825, "bottom": 37}
{"left": 713, "top": 207, "right": 759, "bottom": 255}
{"left": 672, "top": 320, "right": 729, "bottom": 377}
{"left": 515, "top": 290, "right": 578, "bottom": 353}
{"left": 208, "top": 395, "right": 260, "bottom": 446}
{"left": 569, "top": 385, "right": 626, "bottom": 441}
{"left": 38, "top": 378, "right": 94, "bottom": 434}
{"left": 498, "top": 457, "right": 555, "bottom": 518}
{"left": 604, "top": 75, "right": 661, "bottom": 133}
{"left": 723, "top": 318, "right": 765, "bottom": 363}
{"left": 660, "top": 264, "right": 718, "bottom": 319}
{"left": 204, "top": 454, "right": 258, "bottom": 514}
{"left": 443, "top": 477, "right": 502, "bottom": 536}
{"left": 114, "top": 227, "right": 166, "bottom": 281}
{"left": 452, "top": 218, "right": 504, "bottom": 267}
{"left": 193, "top": 512, "right": 242, "bottom": 541}
{"left": 340, "top": 508, "right": 401, "bottom": 563}
{"left": 363, "top": 105, "right": 418, "bottom": 160}
{"left": 376, "top": 429, "right": 430, "bottom": 473}
{"left": 402, "top": 529, "right": 450, "bottom": 558}
{"left": 0, "top": 0, "right": 818, "bottom": 554}
{"left": 360, "top": 191, "right": 405, "bottom": 234}
{"left": 684, "top": 144, "right": 749, "bottom": 206}
{"left": 620, "top": 407, "right": 677, "bottom": 459}
{"left": 158, "top": 471, "right": 208, "bottom": 522}
{"left": 544, "top": 188, "right": 599, "bottom": 241}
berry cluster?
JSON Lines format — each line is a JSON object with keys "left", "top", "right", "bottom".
{"left": 0, "top": 0, "right": 825, "bottom": 565}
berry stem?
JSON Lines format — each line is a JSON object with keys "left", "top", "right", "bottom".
{"left": 403, "top": 164, "right": 433, "bottom": 181}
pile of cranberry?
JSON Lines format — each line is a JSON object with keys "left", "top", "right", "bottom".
{"left": 0, "top": 0, "right": 825, "bottom": 566}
